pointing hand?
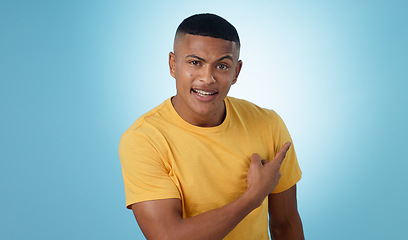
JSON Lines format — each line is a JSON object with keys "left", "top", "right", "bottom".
{"left": 246, "top": 142, "right": 291, "bottom": 207}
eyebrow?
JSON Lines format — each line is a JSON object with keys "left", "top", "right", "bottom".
{"left": 185, "top": 54, "right": 233, "bottom": 62}
{"left": 217, "top": 55, "right": 233, "bottom": 62}
{"left": 186, "top": 54, "right": 206, "bottom": 62}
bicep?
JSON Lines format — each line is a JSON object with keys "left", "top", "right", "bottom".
{"left": 268, "top": 184, "right": 299, "bottom": 223}
{"left": 132, "top": 198, "right": 182, "bottom": 239}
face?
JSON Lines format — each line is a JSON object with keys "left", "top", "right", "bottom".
{"left": 169, "top": 34, "right": 242, "bottom": 127}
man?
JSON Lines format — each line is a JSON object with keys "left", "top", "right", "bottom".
{"left": 119, "top": 13, "right": 304, "bottom": 239}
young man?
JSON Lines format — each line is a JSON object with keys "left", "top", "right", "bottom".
{"left": 119, "top": 13, "right": 304, "bottom": 239}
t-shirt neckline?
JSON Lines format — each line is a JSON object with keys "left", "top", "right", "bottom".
{"left": 166, "top": 97, "right": 231, "bottom": 133}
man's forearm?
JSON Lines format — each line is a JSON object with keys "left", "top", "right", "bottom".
{"left": 149, "top": 192, "right": 260, "bottom": 240}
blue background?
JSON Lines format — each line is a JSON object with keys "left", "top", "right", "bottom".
{"left": 1, "top": 0, "right": 407, "bottom": 239}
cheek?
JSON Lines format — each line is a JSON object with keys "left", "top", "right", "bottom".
{"left": 182, "top": 70, "right": 195, "bottom": 81}
{"left": 176, "top": 71, "right": 195, "bottom": 90}
{"left": 222, "top": 84, "right": 233, "bottom": 93}
{"left": 214, "top": 72, "right": 235, "bottom": 86}
{"left": 178, "top": 65, "right": 190, "bottom": 76}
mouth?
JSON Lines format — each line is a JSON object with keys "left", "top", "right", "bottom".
{"left": 191, "top": 88, "right": 218, "bottom": 97}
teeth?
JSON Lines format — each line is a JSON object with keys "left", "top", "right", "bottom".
{"left": 194, "top": 89, "right": 216, "bottom": 97}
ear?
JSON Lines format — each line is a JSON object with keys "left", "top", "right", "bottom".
{"left": 169, "top": 52, "right": 176, "bottom": 78}
{"left": 232, "top": 60, "right": 243, "bottom": 85}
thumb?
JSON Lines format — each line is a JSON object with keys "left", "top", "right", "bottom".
{"left": 251, "top": 153, "right": 263, "bottom": 166}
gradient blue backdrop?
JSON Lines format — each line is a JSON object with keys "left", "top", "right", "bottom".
{"left": 1, "top": 0, "right": 407, "bottom": 239}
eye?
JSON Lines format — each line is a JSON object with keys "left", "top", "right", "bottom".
{"left": 190, "top": 60, "right": 200, "bottom": 66}
{"left": 217, "top": 64, "right": 229, "bottom": 70}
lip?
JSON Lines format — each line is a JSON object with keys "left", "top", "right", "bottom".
{"left": 191, "top": 88, "right": 218, "bottom": 102}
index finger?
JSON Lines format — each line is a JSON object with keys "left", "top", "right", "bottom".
{"left": 273, "top": 142, "right": 291, "bottom": 165}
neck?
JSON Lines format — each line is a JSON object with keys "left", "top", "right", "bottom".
{"left": 171, "top": 97, "right": 226, "bottom": 127}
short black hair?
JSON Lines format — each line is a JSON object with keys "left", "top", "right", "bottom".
{"left": 176, "top": 13, "right": 240, "bottom": 47}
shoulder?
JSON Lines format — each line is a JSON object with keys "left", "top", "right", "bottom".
{"left": 120, "top": 99, "right": 171, "bottom": 149}
{"left": 127, "top": 100, "right": 169, "bottom": 131}
{"left": 226, "top": 96, "right": 281, "bottom": 122}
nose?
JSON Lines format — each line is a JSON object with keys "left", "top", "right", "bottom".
{"left": 199, "top": 66, "right": 216, "bottom": 84}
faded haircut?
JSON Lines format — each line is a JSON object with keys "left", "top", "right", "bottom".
{"left": 175, "top": 13, "right": 240, "bottom": 47}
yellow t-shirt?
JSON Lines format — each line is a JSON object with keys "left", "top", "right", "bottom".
{"left": 119, "top": 96, "right": 302, "bottom": 239}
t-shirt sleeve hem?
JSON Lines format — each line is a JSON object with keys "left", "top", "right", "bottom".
{"left": 126, "top": 193, "right": 181, "bottom": 209}
{"left": 272, "top": 173, "right": 302, "bottom": 194}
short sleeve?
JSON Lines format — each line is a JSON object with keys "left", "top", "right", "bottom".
{"left": 119, "top": 130, "right": 180, "bottom": 209}
{"left": 270, "top": 113, "right": 302, "bottom": 193}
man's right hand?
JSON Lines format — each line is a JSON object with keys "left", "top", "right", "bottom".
{"left": 246, "top": 142, "right": 291, "bottom": 207}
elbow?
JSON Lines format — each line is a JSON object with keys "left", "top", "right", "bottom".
{"left": 144, "top": 230, "right": 177, "bottom": 240}
{"left": 270, "top": 219, "right": 291, "bottom": 235}
{"left": 269, "top": 217, "right": 304, "bottom": 240}
{"left": 144, "top": 227, "right": 182, "bottom": 240}
{"left": 145, "top": 234, "right": 172, "bottom": 240}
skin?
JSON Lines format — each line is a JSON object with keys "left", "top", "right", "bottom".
{"left": 132, "top": 34, "right": 304, "bottom": 239}
{"left": 169, "top": 34, "right": 242, "bottom": 127}
{"left": 269, "top": 185, "right": 304, "bottom": 239}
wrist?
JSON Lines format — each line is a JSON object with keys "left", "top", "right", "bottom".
{"left": 241, "top": 189, "right": 264, "bottom": 211}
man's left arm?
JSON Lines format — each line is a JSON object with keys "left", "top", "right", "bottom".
{"left": 268, "top": 184, "right": 304, "bottom": 240}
